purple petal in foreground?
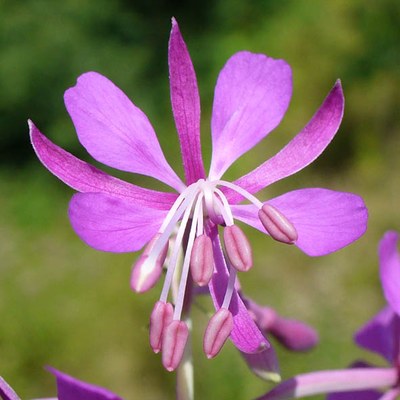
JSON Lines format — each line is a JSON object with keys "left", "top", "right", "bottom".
{"left": 207, "top": 224, "right": 270, "bottom": 353}
{"left": 354, "top": 306, "right": 399, "bottom": 364}
{"left": 241, "top": 346, "right": 280, "bottom": 382}
{"left": 255, "top": 368, "right": 397, "bottom": 400}
{"left": 48, "top": 367, "right": 123, "bottom": 400}
{"left": 169, "top": 18, "right": 205, "bottom": 185}
{"left": 29, "top": 121, "right": 178, "bottom": 210}
{"left": 0, "top": 377, "right": 20, "bottom": 400}
{"left": 64, "top": 72, "right": 184, "bottom": 192}
{"left": 209, "top": 51, "right": 292, "bottom": 180}
{"left": 232, "top": 188, "right": 368, "bottom": 256}
{"left": 379, "top": 231, "right": 400, "bottom": 316}
{"left": 69, "top": 192, "right": 167, "bottom": 252}
{"left": 327, "top": 389, "right": 382, "bottom": 400}
{"left": 229, "top": 81, "right": 344, "bottom": 203}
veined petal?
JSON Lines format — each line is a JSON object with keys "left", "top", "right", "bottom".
{"left": 354, "top": 306, "right": 399, "bottom": 364}
{"left": 231, "top": 188, "right": 368, "bottom": 256}
{"left": 69, "top": 192, "right": 167, "bottom": 252}
{"left": 228, "top": 81, "right": 344, "bottom": 203}
{"left": 48, "top": 367, "right": 123, "bottom": 400}
{"left": 255, "top": 368, "right": 397, "bottom": 400}
{"left": 64, "top": 72, "right": 184, "bottom": 192}
{"left": 379, "top": 231, "right": 400, "bottom": 316}
{"left": 169, "top": 18, "right": 205, "bottom": 184}
{"left": 209, "top": 51, "right": 292, "bottom": 180}
{"left": 241, "top": 347, "right": 281, "bottom": 382}
{"left": 206, "top": 224, "right": 270, "bottom": 353}
{"left": 0, "top": 377, "right": 21, "bottom": 400}
{"left": 29, "top": 121, "right": 178, "bottom": 210}
{"left": 327, "top": 390, "right": 382, "bottom": 400}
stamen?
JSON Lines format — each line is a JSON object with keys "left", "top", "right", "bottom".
{"left": 203, "top": 307, "right": 233, "bottom": 359}
{"left": 149, "top": 301, "right": 173, "bottom": 353}
{"left": 258, "top": 203, "right": 298, "bottom": 244}
{"left": 190, "top": 234, "right": 214, "bottom": 286}
{"left": 213, "top": 187, "right": 234, "bottom": 226}
{"left": 215, "top": 180, "right": 263, "bottom": 208}
{"left": 131, "top": 233, "right": 169, "bottom": 293}
{"left": 221, "top": 267, "right": 237, "bottom": 310}
{"left": 162, "top": 320, "right": 189, "bottom": 371}
{"left": 223, "top": 225, "right": 253, "bottom": 271}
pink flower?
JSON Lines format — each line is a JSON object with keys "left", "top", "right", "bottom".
{"left": 256, "top": 231, "right": 400, "bottom": 400}
{"left": 0, "top": 367, "right": 122, "bottom": 400}
{"left": 30, "top": 19, "right": 367, "bottom": 371}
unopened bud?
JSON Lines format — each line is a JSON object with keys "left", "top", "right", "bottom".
{"left": 149, "top": 301, "right": 173, "bottom": 353}
{"left": 223, "top": 225, "right": 252, "bottom": 271}
{"left": 131, "top": 234, "right": 169, "bottom": 293}
{"left": 190, "top": 235, "right": 214, "bottom": 286}
{"left": 203, "top": 308, "right": 233, "bottom": 359}
{"left": 162, "top": 320, "right": 189, "bottom": 371}
{"left": 258, "top": 204, "right": 298, "bottom": 244}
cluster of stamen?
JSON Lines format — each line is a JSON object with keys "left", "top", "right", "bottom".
{"left": 131, "top": 178, "right": 298, "bottom": 371}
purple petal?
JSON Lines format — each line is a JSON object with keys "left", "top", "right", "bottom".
{"left": 228, "top": 81, "right": 344, "bottom": 203}
{"left": 69, "top": 192, "right": 167, "bottom": 252}
{"left": 240, "top": 346, "right": 280, "bottom": 382}
{"left": 231, "top": 188, "right": 368, "bottom": 256}
{"left": 168, "top": 18, "right": 205, "bottom": 184}
{"left": 327, "top": 390, "right": 382, "bottom": 400}
{"left": 379, "top": 231, "right": 400, "bottom": 316}
{"left": 48, "top": 367, "right": 123, "bottom": 400}
{"left": 0, "top": 377, "right": 20, "bottom": 400}
{"left": 206, "top": 224, "right": 270, "bottom": 353}
{"left": 29, "top": 121, "right": 178, "bottom": 210}
{"left": 64, "top": 72, "right": 184, "bottom": 192}
{"left": 355, "top": 306, "right": 400, "bottom": 364}
{"left": 209, "top": 51, "right": 292, "bottom": 179}
{"left": 255, "top": 368, "right": 397, "bottom": 400}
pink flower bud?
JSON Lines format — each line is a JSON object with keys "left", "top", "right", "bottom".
{"left": 149, "top": 301, "right": 173, "bottom": 353}
{"left": 131, "top": 234, "right": 169, "bottom": 293}
{"left": 161, "top": 320, "right": 189, "bottom": 371}
{"left": 223, "top": 225, "right": 252, "bottom": 271}
{"left": 190, "top": 234, "right": 214, "bottom": 286}
{"left": 203, "top": 307, "right": 233, "bottom": 359}
{"left": 258, "top": 204, "right": 298, "bottom": 244}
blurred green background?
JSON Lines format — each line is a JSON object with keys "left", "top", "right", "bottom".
{"left": 0, "top": 0, "right": 399, "bottom": 399}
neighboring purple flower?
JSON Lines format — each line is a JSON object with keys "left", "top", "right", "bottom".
{"left": 255, "top": 231, "right": 400, "bottom": 400}
{"left": 0, "top": 367, "right": 122, "bottom": 400}
{"left": 30, "top": 18, "right": 367, "bottom": 371}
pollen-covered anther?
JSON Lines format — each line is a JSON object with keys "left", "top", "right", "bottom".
{"left": 131, "top": 233, "right": 169, "bottom": 293}
{"left": 149, "top": 301, "right": 173, "bottom": 353}
{"left": 190, "top": 234, "right": 214, "bottom": 286}
{"left": 223, "top": 225, "right": 253, "bottom": 271}
{"left": 203, "top": 307, "right": 233, "bottom": 359}
{"left": 258, "top": 203, "right": 298, "bottom": 244}
{"left": 161, "top": 320, "right": 189, "bottom": 372}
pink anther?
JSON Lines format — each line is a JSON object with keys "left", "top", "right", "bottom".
{"left": 149, "top": 301, "right": 173, "bottom": 353}
{"left": 258, "top": 204, "right": 298, "bottom": 244}
{"left": 131, "top": 234, "right": 169, "bottom": 293}
{"left": 190, "top": 234, "right": 214, "bottom": 286}
{"left": 161, "top": 320, "right": 189, "bottom": 372}
{"left": 223, "top": 225, "right": 253, "bottom": 271}
{"left": 203, "top": 307, "right": 233, "bottom": 359}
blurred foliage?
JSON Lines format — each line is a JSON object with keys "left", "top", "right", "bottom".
{"left": 0, "top": 0, "right": 399, "bottom": 399}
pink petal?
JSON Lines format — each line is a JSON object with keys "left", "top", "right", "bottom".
{"left": 0, "top": 377, "right": 21, "bottom": 400}
{"left": 228, "top": 81, "right": 344, "bottom": 204}
{"left": 29, "top": 121, "right": 178, "bottom": 210}
{"left": 64, "top": 72, "right": 184, "bottom": 192}
{"left": 231, "top": 188, "right": 368, "bottom": 256}
{"left": 69, "top": 192, "right": 167, "bottom": 252}
{"left": 240, "top": 347, "right": 281, "bottom": 382}
{"left": 256, "top": 368, "right": 397, "bottom": 400}
{"left": 206, "top": 224, "right": 270, "bottom": 353}
{"left": 168, "top": 18, "right": 205, "bottom": 184}
{"left": 355, "top": 306, "right": 399, "bottom": 364}
{"left": 209, "top": 51, "right": 292, "bottom": 179}
{"left": 379, "top": 231, "right": 400, "bottom": 316}
{"left": 48, "top": 367, "right": 123, "bottom": 400}
{"left": 327, "top": 390, "right": 382, "bottom": 400}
